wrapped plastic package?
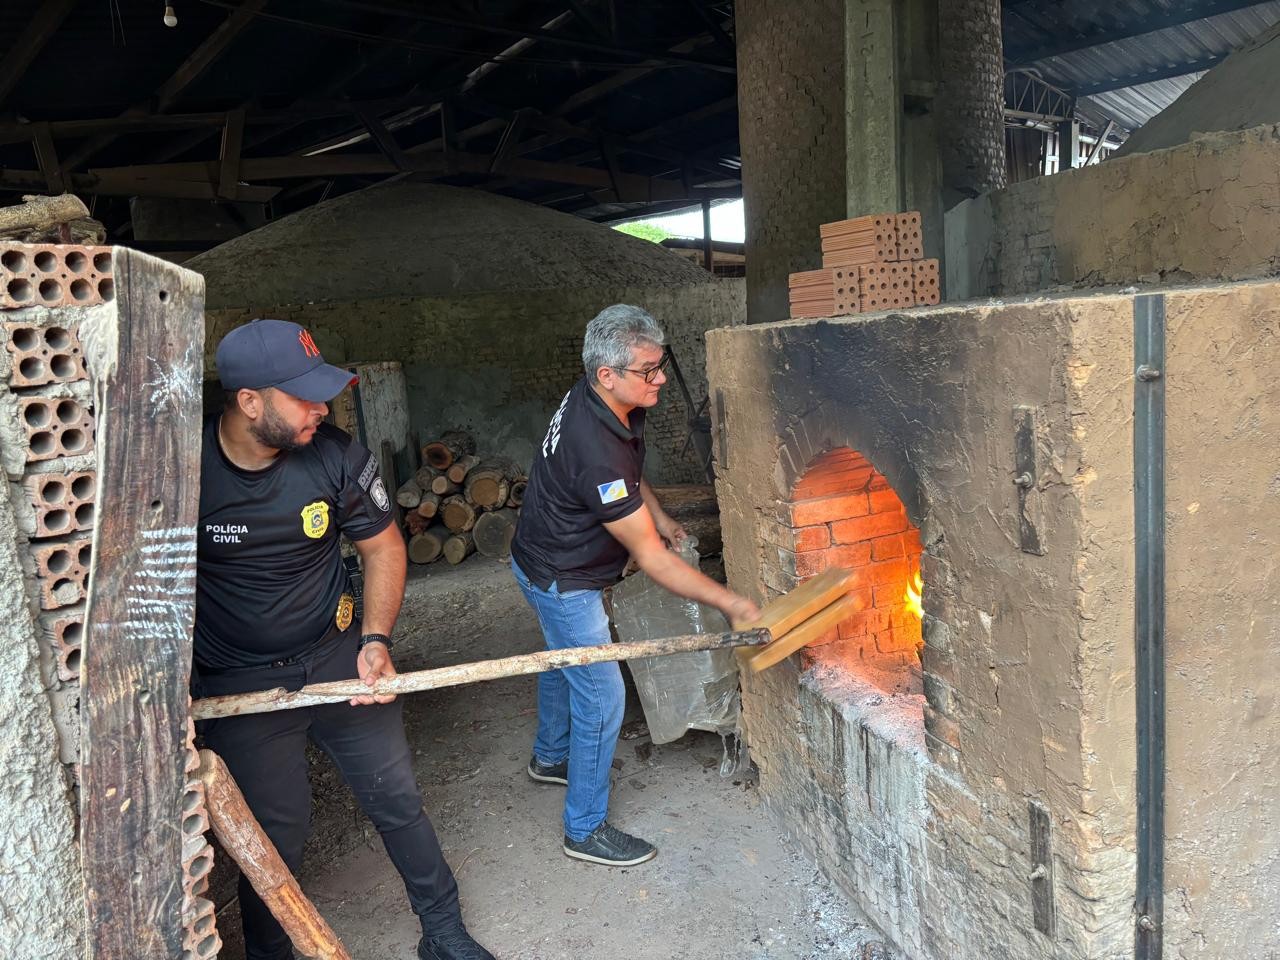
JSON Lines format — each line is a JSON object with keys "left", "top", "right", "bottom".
{"left": 610, "top": 538, "right": 742, "bottom": 745}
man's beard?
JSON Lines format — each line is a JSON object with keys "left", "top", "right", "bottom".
{"left": 248, "top": 397, "right": 312, "bottom": 452}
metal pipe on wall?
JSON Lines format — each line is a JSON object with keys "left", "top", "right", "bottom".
{"left": 1133, "top": 293, "right": 1167, "bottom": 960}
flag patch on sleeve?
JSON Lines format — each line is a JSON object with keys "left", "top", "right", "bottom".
{"left": 597, "top": 479, "right": 629, "bottom": 504}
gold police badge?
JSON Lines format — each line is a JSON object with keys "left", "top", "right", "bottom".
{"left": 335, "top": 593, "right": 355, "bottom": 631}
{"left": 301, "top": 500, "right": 330, "bottom": 539}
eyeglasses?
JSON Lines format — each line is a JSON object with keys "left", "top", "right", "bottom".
{"left": 613, "top": 352, "right": 671, "bottom": 384}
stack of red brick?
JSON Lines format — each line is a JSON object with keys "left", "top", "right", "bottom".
{"left": 787, "top": 211, "right": 940, "bottom": 319}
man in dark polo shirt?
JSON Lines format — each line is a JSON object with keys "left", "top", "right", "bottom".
{"left": 195, "top": 319, "right": 493, "bottom": 960}
{"left": 511, "top": 304, "right": 761, "bottom": 867}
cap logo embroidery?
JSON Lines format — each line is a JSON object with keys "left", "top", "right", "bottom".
{"left": 298, "top": 329, "right": 321, "bottom": 359}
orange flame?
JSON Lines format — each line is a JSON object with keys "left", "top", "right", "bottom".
{"left": 904, "top": 570, "right": 923, "bottom": 619}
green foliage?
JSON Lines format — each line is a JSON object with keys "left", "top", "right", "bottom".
{"left": 614, "top": 221, "right": 674, "bottom": 243}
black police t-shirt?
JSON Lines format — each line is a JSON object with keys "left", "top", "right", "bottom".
{"left": 511, "top": 375, "right": 647, "bottom": 591}
{"left": 194, "top": 418, "right": 393, "bottom": 669}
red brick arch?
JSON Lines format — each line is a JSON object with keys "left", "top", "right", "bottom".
{"left": 785, "top": 447, "right": 924, "bottom": 679}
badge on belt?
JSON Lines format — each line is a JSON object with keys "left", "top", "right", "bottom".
{"left": 335, "top": 593, "right": 354, "bottom": 631}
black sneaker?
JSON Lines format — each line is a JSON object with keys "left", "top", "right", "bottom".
{"left": 418, "top": 925, "right": 495, "bottom": 960}
{"left": 563, "top": 821, "right": 657, "bottom": 866}
{"left": 527, "top": 755, "right": 568, "bottom": 785}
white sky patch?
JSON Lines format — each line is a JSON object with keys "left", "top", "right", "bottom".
{"left": 620, "top": 198, "right": 745, "bottom": 243}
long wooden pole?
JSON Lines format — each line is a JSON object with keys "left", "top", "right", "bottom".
{"left": 197, "top": 750, "right": 352, "bottom": 960}
{"left": 193, "top": 628, "right": 772, "bottom": 720}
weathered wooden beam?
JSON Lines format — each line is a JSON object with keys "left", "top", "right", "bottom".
{"left": 31, "top": 123, "right": 67, "bottom": 194}
{"left": 198, "top": 750, "right": 352, "bottom": 959}
{"left": 157, "top": 0, "right": 269, "bottom": 110}
{"left": 488, "top": 111, "right": 529, "bottom": 174}
{"left": 80, "top": 248, "right": 205, "bottom": 958}
{"left": 217, "top": 108, "right": 246, "bottom": 200}
{"left": 358, "top": 109, "right": 415, "bottom": 172}
{"left": 0, "top": 0, "right": 76, "bottom": 106}
{"left": 318, "top": 5, "right": 735, "bottom": 73}
{"left": 0, "top": 169, "right": 280, "bottom": 202}
{"left": 194, "top": 629, "right": 771, "bottom": 720}
{"left": 61, "top": 0, "right": 269, "bottom": 171}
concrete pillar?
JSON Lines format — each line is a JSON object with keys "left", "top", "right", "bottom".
{"left": 938, "top": 0, "right": 1007, "bottom": 202}
{"left": 736, "top": 0, "right": 848, "bottom": 324}
{"left": 844, "top": 0, "right": 945, "bottom": 268}
{"left": 1057, "top": 118, "right": 1080, "bottom": 171}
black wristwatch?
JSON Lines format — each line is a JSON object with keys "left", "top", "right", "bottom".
{"left": 358, "top": 633, "right": 394, "bottom": 652}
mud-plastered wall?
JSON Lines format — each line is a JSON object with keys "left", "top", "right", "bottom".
{"left": 946, "top": 124, "right": 1280, "bottom": 300}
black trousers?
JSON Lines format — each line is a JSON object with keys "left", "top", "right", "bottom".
{"left": 196, "top": 628, "right": 461, "bottom": 960}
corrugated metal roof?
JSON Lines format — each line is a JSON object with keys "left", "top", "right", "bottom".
{"left": 1007, "top": 0, "right": 1280, "bottom": 131}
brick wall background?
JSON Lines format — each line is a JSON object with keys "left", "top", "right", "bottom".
{"left": 736, "top": 0, "right": 848, "bottom": 324}
{"left": 938, "top": 0, "right": 1007, "bottom": 201}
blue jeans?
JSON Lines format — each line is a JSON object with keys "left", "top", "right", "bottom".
{"left": 512, "top": 558, "right": 624, "bottom": 842}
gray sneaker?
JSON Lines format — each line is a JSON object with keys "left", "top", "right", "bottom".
{"left": 563, "top": 821, "right": 657, "bottom": 866}
{"left": 527, "top": 755, "right": 568, "bottom": 785}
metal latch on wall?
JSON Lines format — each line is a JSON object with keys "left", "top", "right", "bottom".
{"left": 1013, "top": 405, "right": 1046, "bottom": 555}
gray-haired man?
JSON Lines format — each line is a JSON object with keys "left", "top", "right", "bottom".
{"left": 510, "top": 305, "right": 761, "bottom": 866}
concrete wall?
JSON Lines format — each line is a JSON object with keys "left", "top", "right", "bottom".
{"left": 736, "top": 0, "right": 847, "bottom": 324}
{"left": 946, "top": 125, "right": 1280, "bottom": 300}
{"left": 707, "top": 280, "right": 1279, "bottom": 958}
{"left": 1161, "top": 283, "right": 1280, "bottom": 955}
{"left": 206, "top": 281, "right": 744, "bottom": 483}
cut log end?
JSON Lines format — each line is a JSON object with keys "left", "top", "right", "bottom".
{"left": 408, "top": 525, "right": 447, "bottom": 564}
{"left": 473, "top": 507, "right": 518, "bottom": 559}
{"left": 423, "top": 430, "right": 476, "bottom": 470}
{"left": 443, "top": 532, "right": 476, "bottom": 565}
{"left": 441, "top": 495, "right": 478, "bottom": 533}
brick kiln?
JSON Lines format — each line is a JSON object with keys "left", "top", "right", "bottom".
{"left": 708, "top": 281, "right": 1279, "bottom": 959}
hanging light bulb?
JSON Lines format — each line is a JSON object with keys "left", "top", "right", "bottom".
{"left": 163, "top": 3, "right": 178, "bottom": 27}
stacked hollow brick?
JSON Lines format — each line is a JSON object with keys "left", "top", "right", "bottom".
{"left": 2, "top": 241, "right": 218, "bottom": 958}
{"left": 1, "top": 244, "right": 104, "bottom": 692}
{"left": 788, "top": 211, "right": 940, "bottom": 319}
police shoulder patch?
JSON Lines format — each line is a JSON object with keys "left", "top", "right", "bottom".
{"left": 597, "top": 479, "right": 629, "bottom": 504}
{"left": 370, "top": 476, "right": 390, "bottom": 512}
{"left": 301, "top": 500, "right": 330, "bottom": 539}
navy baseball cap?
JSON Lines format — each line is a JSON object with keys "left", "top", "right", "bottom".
{"left": 215, "top": 319, "right": 356, "bottom": 402}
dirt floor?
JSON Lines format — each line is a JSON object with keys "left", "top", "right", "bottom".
{"left": 213, "top": 557, "right": 887, "bottom": 960}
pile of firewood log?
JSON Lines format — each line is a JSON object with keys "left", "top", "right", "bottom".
{"left": 396, "top": 430, "right": 527, "bottom": 565}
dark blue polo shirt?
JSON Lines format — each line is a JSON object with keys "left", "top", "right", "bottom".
{"left": 512, "top": 375, "right": 646, "bottom": 591}
{"left": 194, "top": 418, "right": 393, "bottom": 669}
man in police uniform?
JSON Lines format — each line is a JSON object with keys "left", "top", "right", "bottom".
{"left": 195, "top": 319, "right": 494, "bottom": 960}
{"left": 511, "top": 304, "right": 762, "bottom": 867}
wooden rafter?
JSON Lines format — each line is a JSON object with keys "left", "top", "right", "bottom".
{"left": 61, "top": 0, "right": 269, "bottom": 172}
{"left": 0, "top": 0, "right": 76, "bottom": 106}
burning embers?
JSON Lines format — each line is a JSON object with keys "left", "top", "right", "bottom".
{"left": 777, "top": 448, "right": 924, "bottom": 687}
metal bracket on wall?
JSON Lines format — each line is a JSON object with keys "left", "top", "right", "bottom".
{"left": 1133, "top": 293, "right": 1167, "bottom": 960}
{"left": 1028, "top": 800, "right": 1055, "bottom": 937}
{"left": 1013, "top": 405, "right": 1046, "bottom": 555}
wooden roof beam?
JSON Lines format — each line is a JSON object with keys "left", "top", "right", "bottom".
{"left": 0, "top": 0, "right": 76, "bottom": 107}
{"left": 60, "top": 0, "right": 269, "bottom": 172}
